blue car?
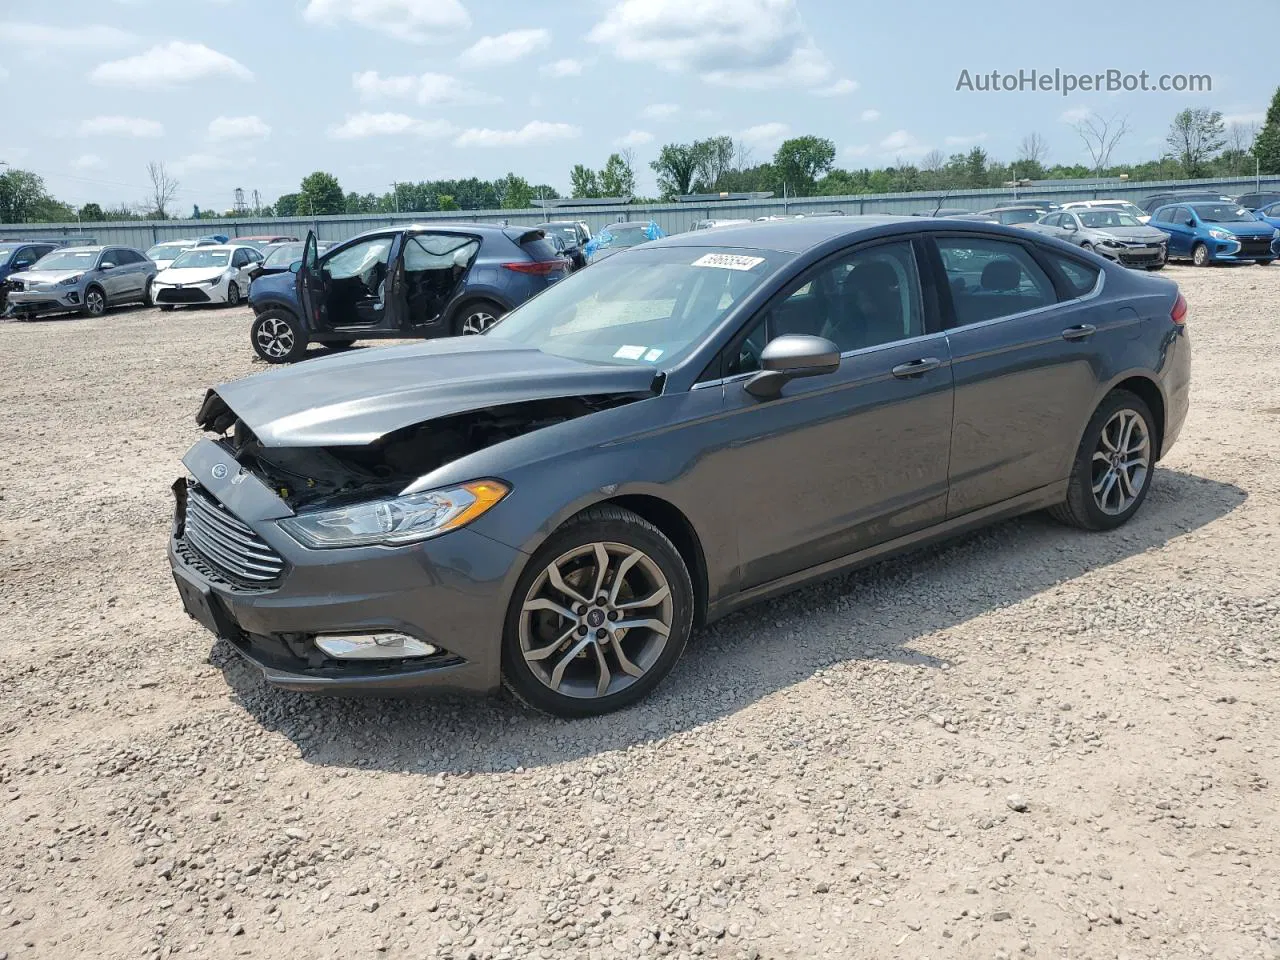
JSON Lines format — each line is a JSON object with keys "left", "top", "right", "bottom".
{"left": 1253, "top": 200, "right": 1280, "bottom": 231}
{"left": 584, "top": 220, "right": 665, "bottom": 263}
{"left": 247, "top": 225, "right": 570, "bottom": 363}
{"left": 1148, "top": 201, "right": 1279, "bottom": 266}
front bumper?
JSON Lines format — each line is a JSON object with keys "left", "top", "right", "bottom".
{"left": 167, "top": 439, "right": 526, "bottom": 696}
{"left": 1095, "top": 242, "right": 1167, "bottom": 267}
{"left": 155, "top": 280, "right": 222, "bottom": 304}
{"left": 5, "top": 287, "right": 82, "bottom": 316}
{"left": 1206, "top": 237, "right": 1278, "bottom": 262}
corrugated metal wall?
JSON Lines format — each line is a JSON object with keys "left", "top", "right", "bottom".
{"left": 4, "top": 175, "right": 1277, "bottom": 248}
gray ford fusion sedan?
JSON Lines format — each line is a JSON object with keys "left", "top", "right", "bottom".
{"left": 169, "top": 216, "right": 1191, "bottom": 717}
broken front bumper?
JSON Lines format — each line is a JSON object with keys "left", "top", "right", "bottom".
{"left": 167, "top": 439, "right": 526, "bottom": 696}
{"left": 5, "top": 287, "right": 82, "bottom": 316}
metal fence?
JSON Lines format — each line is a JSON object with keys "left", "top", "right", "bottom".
{"left": 4, "top": 174, "right": 1277, "bottom": 249}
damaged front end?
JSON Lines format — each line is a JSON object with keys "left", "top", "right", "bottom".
{"left": 203, "top": 393, "right": 643, "bottom": 512}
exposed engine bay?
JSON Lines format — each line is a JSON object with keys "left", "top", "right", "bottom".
{"left": 212, "top": 395, "right": 639, "bottom": 510}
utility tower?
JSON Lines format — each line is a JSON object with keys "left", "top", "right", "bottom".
{"left": 233, "top": 187, "right": 247, "bottom": 215}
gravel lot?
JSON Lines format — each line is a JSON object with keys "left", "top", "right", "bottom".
{"left": 2, "top": 264, "right": 1279, "bottom": 960}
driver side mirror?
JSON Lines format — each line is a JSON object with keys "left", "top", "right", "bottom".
{"left": 745, "top": 334, "right": 840, "bottom": 400}
{"left": 99, "top": 262, "right": 115, "bottom": 270}
{"left": 1185, "top": 218, "right": 1196, "bottom": 228}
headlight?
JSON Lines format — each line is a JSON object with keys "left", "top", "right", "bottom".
{"left": 1098, "top": 238, "right": 1121, "bottom": 247}
{"left": 57, "top": 274, "right": 82, "bottom": 287}
{"left": 279, "top": 480, "right": 509, "bottom": 548}
{"left": 1207, "top": 228, "right": 1231, "bottom": 240}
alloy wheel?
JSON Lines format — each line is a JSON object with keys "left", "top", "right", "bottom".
{"left": 85, "top": 289, "right": 105, "bottom": 315}
{"left": 227, "top": 282, "right": 240, "bottom": 306}
{"left": 518, "top": 541, "right": 674, "bottom": 700}
{"left": 1193, "top": 244, "right": 1209, "bottom": 267}
{"left": 1091, "top": 409, "right": 1150, "bottom": 516}
{"left": 461, "top": 310, "right": 496, "bottom": 335}
{"left": 255, "top": 317, "right": 295, "bottom": 359}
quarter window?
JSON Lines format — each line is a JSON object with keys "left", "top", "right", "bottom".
{"left": 936, "top": 236, "right": 1056, "bottom": 326}
{"left": 1045, "top": 254, "right": 1100, "bottom": 298}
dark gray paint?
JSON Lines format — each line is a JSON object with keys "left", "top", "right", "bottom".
{"left": 171, "top": 217, "right": 1192, "bottom": 696}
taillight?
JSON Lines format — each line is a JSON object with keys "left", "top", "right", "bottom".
{"left": 502, "top": 259, "right": 569, "bottom": 275}
{"left": 1171, "top": 291, "right": 1187, "bottom": 325}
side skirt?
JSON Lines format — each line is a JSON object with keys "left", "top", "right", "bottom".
{"left": 706, "top": 480, "right": 1068, "bottom": 623}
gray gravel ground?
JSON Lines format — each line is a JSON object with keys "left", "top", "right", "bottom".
{"left": 1, "top": 263, "right": 1279, "bottom": 960}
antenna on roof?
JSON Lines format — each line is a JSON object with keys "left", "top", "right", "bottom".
{"left": 932, "top": 188, "right": 953, "bottom": 217}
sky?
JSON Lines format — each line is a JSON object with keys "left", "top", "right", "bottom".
{"left": 1, "top": 0, "right": 1275, "bottom": 214}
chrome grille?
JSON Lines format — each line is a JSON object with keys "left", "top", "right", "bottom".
{"left": 183, "top": 483, "right": 284, "bottom": 586}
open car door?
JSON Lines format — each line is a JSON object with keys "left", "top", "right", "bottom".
{"left": 399, "top": 232, "right": 480, "bottom": 330}
{"left": 295, "top": 230, "right": 328, "bottom": 330}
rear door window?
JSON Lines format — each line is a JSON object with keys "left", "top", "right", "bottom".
{"left": 935, "top": 236, "right": 1057, "bottom": 326}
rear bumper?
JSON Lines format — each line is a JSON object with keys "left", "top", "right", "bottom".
{"left": 1160, "top": 327, "right": 1191, "bottom": 457}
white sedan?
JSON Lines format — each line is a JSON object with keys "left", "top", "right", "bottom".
{"left": 152, "top": 245, "right": 263, "bottom": 310}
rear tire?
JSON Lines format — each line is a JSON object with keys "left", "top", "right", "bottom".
{"left": 1256, "top": 259, "right": 1275, "bottom": 266}
{"left": 324, "top": 339, "right": 356, "bottom": 351}
{"left": 501, "top": 506, "right": 694, "bottom": 718}
{"left": 1049, "top": 389, "right": 1156, "bottom": 532}
{"left": 1192, "top": 242, "right": 1210, "bottom": 267}
{"left": 451, "top": 298, "right": 505, "bottom": 336}
{"left": 251, "top": 308, "right": 308, "bottom": 363}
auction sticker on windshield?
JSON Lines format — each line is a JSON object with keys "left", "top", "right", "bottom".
{"left": 691, "top": 253, "right": 766, "bottom": 271}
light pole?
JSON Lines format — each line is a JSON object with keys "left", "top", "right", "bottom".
{"left": 390, "top": 182, "right": 400, "bottom": 214}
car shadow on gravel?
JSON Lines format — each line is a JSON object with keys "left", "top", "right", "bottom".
{"left": 218, "top": 467, "right": 1245, "bottom": 775}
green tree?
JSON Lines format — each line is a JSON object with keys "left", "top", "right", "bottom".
{"left": 298, "top": 171, "right": 345, "bottom": 215}
{"left": 496, "top": 172, "right": 535, "bottom": 209}
{"left": 569, "top": 164, "right": 601, "bottom": 198}
{"left": 1166, "top": 108, "right": 1226, "bottom": 178}
{"left": 274, "top": 192, "right": 301, "bottom": 217}
{"left": 650, "top": 143, "right": 702, "bottom": 199}
{"left": 437, "top": 194, "right": 459, "bottom": 211}
{"left": 1253, "top": 86, "right": 1280, "bottom": 174}
{"left": 0, "top": 169, "right": 56, "bottom": 223}
{"left": 693, "top": 135, "right": 735, "bottom": 191}
{"left": 599, "top": 153, "right": 636, "bottom": 196}
{"left": 78, "top": 202, "right": 105, "bottom": 221}
{"left": 772, "top": 136, "right": 836, "bottom": 196}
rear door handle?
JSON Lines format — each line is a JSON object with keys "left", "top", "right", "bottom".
{"left": 1062, "top": 324, "right": 1096, "bottom": 341}
{"left": 891, "top": 357, "right": 942, "bottom": 379}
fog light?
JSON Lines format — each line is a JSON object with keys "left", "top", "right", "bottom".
{"left": 67, "top": 292, "right": 80, "bottom": 303}
{"left": 314, "top": 632, "right": 437, "bottom": 660}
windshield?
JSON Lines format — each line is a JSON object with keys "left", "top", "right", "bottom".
{"left": 171, "top": 249, "right": 229, "bottom": 269}
{"left": 263, "top": 243, "right": 304, "bottom": 267}
{"left": 485, "top": 245, "right": 787, "bottom": 367}
{"left": 1191, "top": 203, "right": 1257, "bottom": 223}
{"left": 236, "top": 239, "right": 271, "bottom": 250}
{"left": 1079, "top": 211, "right": 1144, "bottom": 228}
{"left": 0, "top": 248, "right": 15, "bottom": 261}
{"left": 147, "top": 243, "right": 192, "bottom": 260}
{"left": 998, "top": 209, "right": 1040, "bottom": 224}
{"left": 34, "top": 250, "right": 98, "bottom": 270}
{"left": 599, "top": 224, "right": 650, "bottom": 247}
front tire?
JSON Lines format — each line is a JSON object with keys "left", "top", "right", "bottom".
{"left": 501, "top": 506, "right": 694, "bottom": 718}
{"left": 1192, "top": 242, "right": 1211, "bottom": 267}
{"left": 83, "top": 285, "right": 107, "bottom": 317}
{"left": 226, "top": 282, "right": 241, "bottom": 307}
{"left": 1256, "top": 259, "right": 1275, "bottom": 266}
{"left": 251, "top": 309, "right": 308, "bottom": 363}
{"left": 1049, "top": 389, "right": 1156, "bottom": 532}
{"left": 143, "top": 278, "right": 154, "bottom": 306}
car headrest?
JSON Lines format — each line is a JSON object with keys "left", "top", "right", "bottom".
{"left": 845, "top": 259, "right": 899, "bottom": 300}
{"left": 980, "top": 257, "right": 1021, "bottom": 291}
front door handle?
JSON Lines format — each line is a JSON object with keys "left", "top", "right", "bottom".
{"left": 891, "top": 357, "right": 942, "bottom": 379}
{"left": 1062, "top": 324, "right": 1097, "bottom": 341}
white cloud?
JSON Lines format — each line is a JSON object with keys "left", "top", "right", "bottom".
{"left": 615, "top": 129, "right": 653, "bottom": 146}
{"left": 878, "top": 129, "right": 930, "bottom": 158}
{"left": 740, "top": 122, "right": 790, "bottom": 146}
{"left": 589, "top": 0, "right": 840, "bottom": 91}
{"left": 302, "top": 0, "right": 470, "bottom": 42}
{"left": 842, "top": 144, "right": 871, "bottom": 158}
{"left": 73, "top": 154, "right": 104, "bottom": 170}
{"left": 2, "top": 22, "right": 135, "bottom": 56}
{"left": 90, "top": 42, "right": 252, "bottom": 87}
{"left": 453, "top": 120, "right": 580, "bottom": 148}
{"left": 945, "top": 132, "right": 988, "bottom": 146}
{"left": 328, "top": 112, "right": 457, "bottom": 140}
{"left": 641, "top": 103, "right": 680, "bottom": 120}
{"left": 352, "top": 70, "right": 496, "bottom": 105}
{"left": 1059, "top": 106, "right": 1093, "bottom": 124}
{"left": 458, "top": 28, "right": 550, "bottom": 67}
{"left": 860, "top": 108, "right": 880, "bottom": 122}
{"left": 208, "top": 115, "right": 271, "bottom": 141}
{"left": 541, "top": 58, "right": 584, "bottom": 78}
{"left": 171, "top": 153, "right": 235, "bottom": 175}
{"left": 1223, "top": 111, "right": 1264, "bottom": 127}
{"left": 812, "top": 77, "right": 858, "bottom": 97}
{"left": 78, "top": 115, "right": 164, "bottom": 137}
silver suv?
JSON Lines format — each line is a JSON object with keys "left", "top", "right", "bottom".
{"left": 5, "top": 245, "right": 157, "bottom": 319}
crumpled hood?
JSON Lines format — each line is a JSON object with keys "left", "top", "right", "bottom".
{"left": 1092, "top": 226, "right": 1170, "bottom": 242}
{"left": 157, "top": 266, "right": 225, "bottom": 284}
{"left": 198, "top": 336, "right": 660, "bottom": 447}
{"left": 11, "top": 268, "right": 84, "bottom": 286}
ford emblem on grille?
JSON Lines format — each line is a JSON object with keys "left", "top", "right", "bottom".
{"left": 211, "top": 463, "right": 228, "bottom": 479}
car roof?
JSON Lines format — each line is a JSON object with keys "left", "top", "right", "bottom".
{"left": 152, "top": 239, "right": 199, "bottom": 245}
{"left": 644, "top": 215, "right": 916, "bottom": 254}
{"left": 180, "top": 244, "right": 254, "bottom": 252}
{"left": 51, "top": 245, "right": 104, "bottom": 253}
